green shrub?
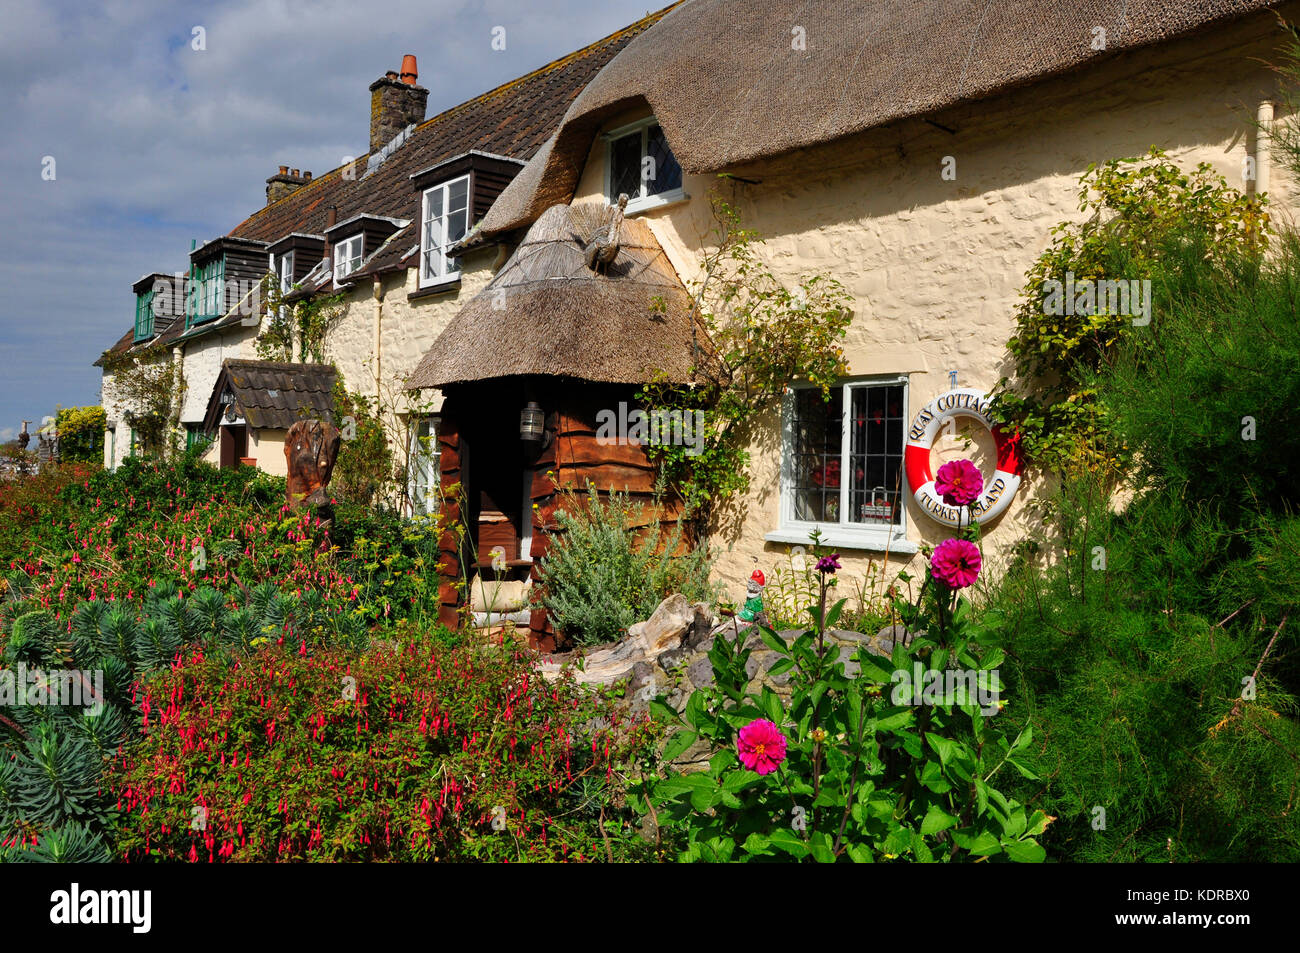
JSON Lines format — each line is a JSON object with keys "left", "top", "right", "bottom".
{"left": 54, "top": 406, "right": 106, "bottom": 465}
{"left": 537, "top": 483, "right": 718, "bottom": 645}
{"left": 0, "top": 581, "right": 368, "bottom": 862}
{"left": 990, "top": 148, "right": 1269, "bottom": 474}
{"left": 987, "top": 224, "right": 1300, "bottom": 862}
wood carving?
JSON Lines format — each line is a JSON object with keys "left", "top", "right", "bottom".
{"left": 284, "top": 419, "right": 341, "bottom": 508}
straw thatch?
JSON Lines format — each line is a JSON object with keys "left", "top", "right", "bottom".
{"left": 407, "top": 203, "right": 716, "bottom": 389}
{"left": 468, "top": 0, "right": 1279, "bottom": 243}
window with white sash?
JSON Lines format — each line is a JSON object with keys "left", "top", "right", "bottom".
{"left": 333, "top": 235, "right": 364, "bottom": 286}
{"left": 775, "top": 378, "right": 911, "bottom": 549}
{"left": 408, "top": 416, "right": 440, "bottom": 516}
{"left": 420, "top": 175, "right": 469, "bottom": 287}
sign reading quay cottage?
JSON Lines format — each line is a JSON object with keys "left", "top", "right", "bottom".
{"left": 904, "top": 387, "right": 1024, "bottom": 528}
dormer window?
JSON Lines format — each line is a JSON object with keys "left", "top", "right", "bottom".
{"left": 190, "top": 257, "right": 226, "bottom": 324}
{"left": 420, "top": 174, "right": 469, "bottom": 287}
{"left": 185, "top": 236, "right": 268, "bottom": 329}
{"left": 333, "top": 234, "right": 364, "bottom": 286}
{"left": 134, "top": 288, "right": 155, "bottom": 341}
{"left": 605, "top": 117, "right": 683, "bottom": 213}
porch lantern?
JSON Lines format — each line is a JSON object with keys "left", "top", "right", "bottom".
{"left": 520, "top": 401, "right": 546, "bottom": 442}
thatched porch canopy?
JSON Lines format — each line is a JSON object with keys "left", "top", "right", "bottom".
{"left": 406, "top": 202, "right": 716, "bottom": 390}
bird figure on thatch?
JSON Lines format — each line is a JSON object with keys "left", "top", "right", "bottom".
{"left": 584, "top": 193, "right": 628, "bottom": 274}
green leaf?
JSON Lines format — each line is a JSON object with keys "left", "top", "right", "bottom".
{"left": 768, "top": 828, "right": 810, "bottom": 859}
{"left": 761, "top": 686, "right": 785, "bottom": 726}
{"left": 808, "top": 831, "right": 836, "bottom": 863}
{"left": 649, "top": 699, "right": 683, "bottom": 725}
{"left": 1002, "top": 838, "right": 1046, "bottom": 863}
{"left": 921, "top": 804, "right": 959, "bottom": 835}
{"left": 767, "top": 657, "right": 796, "bottom": 678}
{"left": 845, "top": 843, "right": 874, "bottom": 863}
{"left": 758, "top": 627, "right": 789, "bottom": 655}
{"left": 927, "top": 734, "right": 959, "bottom": 766}
{"left": 661, "top": 728, "right": 698, "bottom": 762}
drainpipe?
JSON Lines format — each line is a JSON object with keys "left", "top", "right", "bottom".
{"left": 1256, "top": 100, "right": 1274, "bottom": 197}
{"left": 171, "top": 345, "right": 185, "bottom": 452}
{"left": 373, "top": 275, "right": 384, "bottom": 399}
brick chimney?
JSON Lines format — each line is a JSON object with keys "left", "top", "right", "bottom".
{"left": 368, "top": 55, "right": 427, "bottom": 154}
{"left": 266, "top": 166, "right": 311, "bottom": 204}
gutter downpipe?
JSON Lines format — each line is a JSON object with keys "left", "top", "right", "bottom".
{"left": 373, "top": 274, "right": 384, "bottom": 400}
{"left": 1257, "top": 100, "right": 1274, "bottom": 198}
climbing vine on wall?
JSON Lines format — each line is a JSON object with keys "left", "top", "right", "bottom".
{"left": 639, "top": 189, "right": 852, "bottom": 520}
{"left": 101, "top": 346, "right": 186, "bottom": 457}
{"left": 989, "top": 148, "right": 1269, "bottom": 478}
{"left": 256, "top": 274, "right": 344, "bottom": 364}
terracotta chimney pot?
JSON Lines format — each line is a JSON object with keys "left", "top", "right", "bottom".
{"left": 400, "top": 54, "right": 418, "bottom": 85}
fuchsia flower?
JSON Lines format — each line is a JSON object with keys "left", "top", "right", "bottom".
{"left": 935, "top": 458, "right": 983, "bottom": 507}
{"left": 930, "top": 538, "right": 982, "bottom": 589}
{"left": 815, "top": 553, "right": 841, "bottom": 574}
{"left": 737, "top": 719, "right": 787, "bottom": 775}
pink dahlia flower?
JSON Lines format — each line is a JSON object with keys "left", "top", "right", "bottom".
{"left": 935, "top": 458, "right": 983, "bottom": 507}
{"left": 930, "top": 538, "right": 982, "bottom": 589}
{"left": 737, "top": 719, "right": 788, "bottom": 775}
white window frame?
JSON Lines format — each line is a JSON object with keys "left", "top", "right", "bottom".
{"left": 602, "top": 116, "right": 686, "bottom": 214}
{"left": 333, "top": 234, "right": 364, "bottom": 287}
{"left": 767, "top": 375, "right": 919, "bottom": 554}
{"left": 276, "top": 250, "right": 294, "bottom": 294}
{"left": 271, "top": 251, "right": 294, "bottom": 321}
{"left": 419, "top": 174, "right": 470, "bottom": 288}
{"left": 407, "top": 415, "right": 440, "bottom": 517}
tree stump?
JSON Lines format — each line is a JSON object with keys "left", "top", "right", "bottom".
{"left": 284, "top": 419, "right": 341, "bottom": 509}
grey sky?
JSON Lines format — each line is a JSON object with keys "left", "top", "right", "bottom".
{"left": 0, "top": 0, "right": 661, "bottom": 441}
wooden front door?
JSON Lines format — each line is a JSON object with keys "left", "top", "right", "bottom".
{"left": 219, "top": 424, "right": 248, "bottom": 469}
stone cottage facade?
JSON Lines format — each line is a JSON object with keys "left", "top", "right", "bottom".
{"left": 418, "top": 0, "right": 1298, "bottom": 604}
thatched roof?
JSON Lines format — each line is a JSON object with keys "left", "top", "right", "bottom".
{"left": 468, "top": 0, "right": 1280, "bottom": 243}
{"left": 407, "top": 203, "right": 715, "bottom": 389}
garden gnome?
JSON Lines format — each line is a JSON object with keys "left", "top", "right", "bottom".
{"left": 738, "top": 569, "right": 766, "bottom": 623}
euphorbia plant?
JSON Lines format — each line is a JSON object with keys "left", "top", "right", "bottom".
{"left": 636, "top": 460, "right": 1050, "bottom": 862}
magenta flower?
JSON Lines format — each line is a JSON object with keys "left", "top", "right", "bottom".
{"left": 935, "top": 459, "right": 983, "bottom": 507}
{"left": 815, "top": 553, "right": 841, "bottom": 574}
{"left": 930, "top": 538, "right": 982, "bottom": 589}
{"left": 737, "top": 719, "right": 788, "bottom": 775}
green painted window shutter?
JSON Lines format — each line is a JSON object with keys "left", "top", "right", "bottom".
{"left": 134, "top": 290, "right": 155, "bottom": 341}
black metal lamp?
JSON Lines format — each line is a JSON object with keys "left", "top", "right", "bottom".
{"left": 520, "top": 401, "right": 546, "bottom": 443}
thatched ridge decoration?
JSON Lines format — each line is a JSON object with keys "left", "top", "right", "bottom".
{"left": 406, "top": 202, "right": 717, "bottom": 390}
{"left": 464, "top": 0, "right": 1280, "bottom": 244}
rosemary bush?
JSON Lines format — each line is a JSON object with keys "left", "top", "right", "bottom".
{"left": 537, "top": 483, "right": 718, "bottom": 646}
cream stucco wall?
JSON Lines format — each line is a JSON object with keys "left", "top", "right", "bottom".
{"left": 566, "top": 16, "right": 1296, "bottom": 602}
{"left": 246, "top": 428, "right": 288, "bottom": 476}
{"left": 323, "top": 246, "right": 498, "bottom": 479}
{"left": 178, "top": 325, "right": 260, "bottom": 426}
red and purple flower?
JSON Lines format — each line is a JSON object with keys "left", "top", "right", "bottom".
{"left": 737, "top": 719, "right": 787, "bottom": 775}
{"left": 935, "top": 458, "right": 983, "bottom": 507}
{"left": 930, "top": 538, "right": 982, "bottom": 589}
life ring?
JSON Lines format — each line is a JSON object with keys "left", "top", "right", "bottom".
{"left": 904, "top": 387, "right": 1024, "bottom": 528}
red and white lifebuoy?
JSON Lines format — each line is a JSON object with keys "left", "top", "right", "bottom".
{"left": 904, "top": 388, "right": 1024, "bottom": 528}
